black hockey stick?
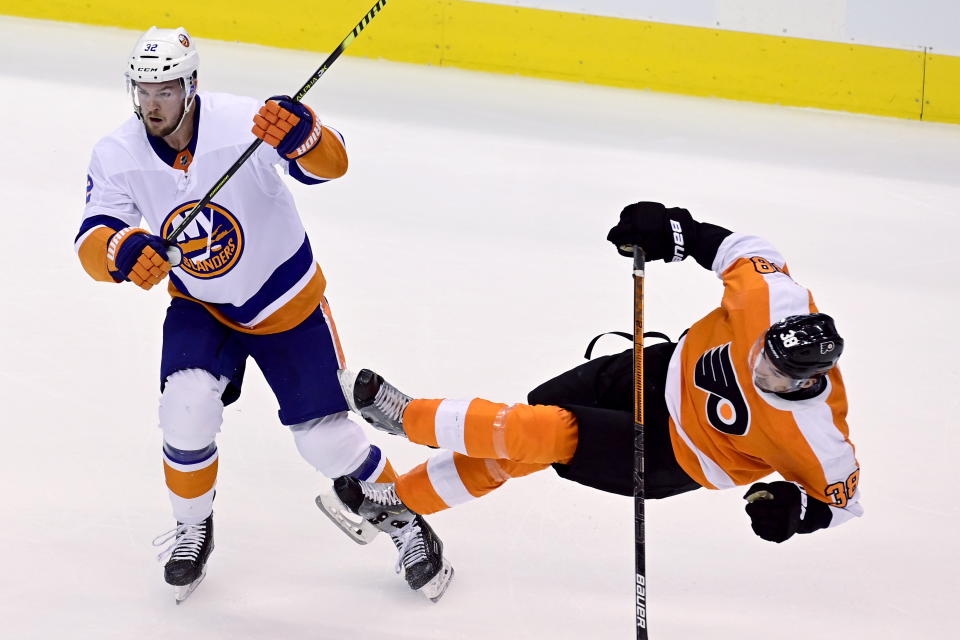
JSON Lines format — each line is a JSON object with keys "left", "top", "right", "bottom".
{"left": 164, "top": 0, "right": 389, "bottom": 264}
{"left": 632, "top": 245, "right": 648, "bottom": 639}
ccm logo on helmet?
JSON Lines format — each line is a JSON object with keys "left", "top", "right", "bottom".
{"left": 670, "top": 219, "right": 685, "bottom": 262}
{"left": 137, "top": 66, "right": 159, "bottom": 73}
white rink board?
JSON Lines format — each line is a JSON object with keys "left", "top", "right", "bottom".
{"left": 474, "top": 0, "right": 960, "bottom": 54}
{"left": 0, "top": 16, "right": 958, "bottom": 640}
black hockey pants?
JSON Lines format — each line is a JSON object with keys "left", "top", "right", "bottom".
{"left": 527, "top": 340, "right": 701, "bottom": 499}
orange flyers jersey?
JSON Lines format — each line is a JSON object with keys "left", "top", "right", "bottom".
{"left": 664, "top": 233, "right": 862, "bottom": 528}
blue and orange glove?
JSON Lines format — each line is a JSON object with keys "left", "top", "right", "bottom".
{"left": 252, "top": 95, "right": 323, "bottom": 160}
{"left": 106, "top": 227, "right": 172, "bottom": 290}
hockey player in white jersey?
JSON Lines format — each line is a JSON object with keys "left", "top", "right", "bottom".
{"left": 74, "top": 26, "right": 452, "bottom": 603}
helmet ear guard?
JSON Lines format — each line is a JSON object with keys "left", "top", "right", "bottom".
{"left": 763, "top": 313, "right": 844, "bottom": 380}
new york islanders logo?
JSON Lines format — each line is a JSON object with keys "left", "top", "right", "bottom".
{"left": 694, "top": 343, "right": 751, "bottom": 436}
{"left": 162, "top": 201, "right": 244, "bottom": 279}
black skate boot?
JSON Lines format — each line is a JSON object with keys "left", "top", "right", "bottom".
{"left": 338, "top": 369, "right": 410, "bottom": 437}
{"left": 334, "top": 476, "right": 454, "bottom": 602}
{"left": 153, "top": 513, "right": 215, "bottom": 604}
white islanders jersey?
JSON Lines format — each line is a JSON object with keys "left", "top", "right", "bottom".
{"left": 75, "top": 92, "right": 345, "bottom": 334}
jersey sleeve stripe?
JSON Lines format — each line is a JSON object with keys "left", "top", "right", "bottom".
{"left": 74, "top": 214, "right": 129, "bottom": 243}
{"left": 712, "top": 233, "right": 787, "bottom": 276}
{"left": 286, "top": 157, "right": 329, "bottom": 185}
{"left": 827, "top": 503, "right": 863, "bottom": 527}
{"left": 765, "top": 271, "right": 813, "bottom": 323}
{"left": 76, "top": 226, "right": 122, "bottom": 283}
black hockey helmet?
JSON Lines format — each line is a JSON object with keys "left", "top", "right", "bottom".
{"left": 763, "top": 313, "right": 844, "bottom": 379}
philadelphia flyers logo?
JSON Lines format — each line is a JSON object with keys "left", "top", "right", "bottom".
{"left": 162, "top": 201, "right": 244, "bottom": 279}
{"left": 694, "top": 343, "right": 751, "bottom": 436}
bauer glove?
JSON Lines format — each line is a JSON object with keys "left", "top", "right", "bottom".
{"left": 106, "top": 227, "right": 172, "bottom": 291}
{"left": 252, "top": 95, "right": 323, "bottom": 160}
{"left": 606, "top": 202, "right": 698, "bottom": 262}
{"left": 744, "top": 481, "right": 832, "bottom": 543}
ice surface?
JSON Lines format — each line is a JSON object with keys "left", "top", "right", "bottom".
{"left": 1, "top": 15, "right": 958, "bottom": 640}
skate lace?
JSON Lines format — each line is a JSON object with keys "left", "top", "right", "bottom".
{"left": 152, "top": 522, "right": 207, "bottom": 563}
{"left": 358, "top": 480, "right": 402, "bottom": 506}
{"left": 374, "top": 383, "right": 409, "bottom": 422}
{"left": 392, "top": 521, "right": 428, "bottom": 574}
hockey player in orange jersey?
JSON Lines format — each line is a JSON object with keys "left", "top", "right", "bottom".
{"left": 332, "top": 202, "right": 862, "bottom": 545}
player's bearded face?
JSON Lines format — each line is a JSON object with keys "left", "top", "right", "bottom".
{"left": 135, "top": 80, "right": 187, "bottom": 137}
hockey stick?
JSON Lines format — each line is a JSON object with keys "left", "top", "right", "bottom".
{"left": 632, "top": 245, "right": 648, "bottom": 639}
{"left": 163, "top": 0, "right": 389, "bottom": 264}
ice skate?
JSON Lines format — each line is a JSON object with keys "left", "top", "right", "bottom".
{"left": 153, "top": 513, "right": 215, "bottom": 604}
{"left": 338, "top": 368, "right": 410, "bottom": 437}
{"left": 333, "top": 476, "right": 454, "bottom": 602}
{"left": 315, "top": 487, "right": 380, "bottom": 544}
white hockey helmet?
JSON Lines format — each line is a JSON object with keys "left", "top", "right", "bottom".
{"left": 126, "top": 26, "right": 198, "bottom": 83}
{"left": 125, "top": 27, "right": 199, "bottom": 121}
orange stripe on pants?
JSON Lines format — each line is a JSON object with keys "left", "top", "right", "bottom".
{"left": 404, "top": 399, "right": 443, "bottom": 447}
{"left": 396, "top": 460, "right": 449, "bottom": 515}
{"left": 396, "top": 453, "right": 548, "bottom": 515}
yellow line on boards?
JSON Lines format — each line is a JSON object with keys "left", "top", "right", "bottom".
{"left": 1, "top": 0, "right": 955, "bottom": 123}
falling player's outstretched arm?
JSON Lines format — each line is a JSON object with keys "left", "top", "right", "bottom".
{"left": 606, "top": 201, "right": 733, "bottom": 268}
{"left": 252, "top": 96, "right": 348, "bottom": 183}
{"left": 75, "top": 141, "right": 171, "bottom": 290}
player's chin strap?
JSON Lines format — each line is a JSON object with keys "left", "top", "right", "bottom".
{"left": 168, "top": 74, "right": 198, "bottom": 134}
{"left": 167, "top": 91, "right": 196, "bottom": 137}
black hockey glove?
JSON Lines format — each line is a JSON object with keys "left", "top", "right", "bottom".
{"left": 606, "top": 202, "right": 698, "bottom": 262}
{"left": 744, "top": 481, "right": 832, "bottom": 543}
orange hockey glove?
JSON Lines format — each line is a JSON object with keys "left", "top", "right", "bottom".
{"left": 252, "top": 95, "right": 322, "bottom": 160}
{"left": 106, "top": 227, "right": 172, "bottom": 290}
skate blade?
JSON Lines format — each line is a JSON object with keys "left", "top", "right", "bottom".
{"left": 174, "top": 565, "right": 207, "bottom": 605}
{"left": 419, "top": 558, "right": 454, "bottom": 603}
{"left": 315, "top": 490, "right": 379, "bottom": 545}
